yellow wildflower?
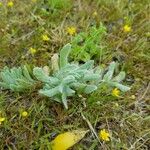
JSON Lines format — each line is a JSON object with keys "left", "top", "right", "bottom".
{"left": 0, "top": 2, "right": 3, "bottom": 7}
{"left": 42, "top": 34, "right": 50, "bottom": 41}
{"left": 112, "top": 88, "right": 120, "bottom": 97}
{"left": 146, "top": 32, "right": 150, "bottom": 37}
{"left": 7, "top": 1, "right": 14, "bottom": 7}
{"left": 67, "top": 27, "right": 76, "bottom": 35}
{"left": 29, "top": 47, "right": 37, "bottom": 55}
{"left": 21, "top": 111, "right": 28, "bottom": 117}
{"left": 114, "top": 102, "right": 119, "bottom": 107}
{"left": 99, "top": 129, "right": 110, "bottom": 141}
{"left": 0, "top": 117, "right": 5, "bottom": 125}
{"left": 123, "top": 25, "right": 131, "bottom": 32}
{"left": 131, "top": 95, "right": 136, "bottom": 99}
{"left": 93, "top": 11, "right": 98, "bottom": 17}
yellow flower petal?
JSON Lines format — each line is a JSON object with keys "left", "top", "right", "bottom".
{"left": 67, "top": 27, "right": 76, "bottom": 36}
{"left": 112, "top": 88, "right": 120, "bottom": 97}
{"left": 0, "top": 2, "right": 3, "bottom": 7}
{"left": 114, "top": 102, "right": 119, "bottom": 107}
{"left": 7, "top": 1, "right": 14, "bottom": 7}
{"left": 51, "top": 129, "right": 88, "bottom": 150}
{"left": 131, "top": 95, "right": 136, "bottom": 99}
{"left": 21, "top": 111, "right": 28, "bottom": 117}
{"left": 42, "top": 34, "right": 50, "bottom": 41}
{"left": 123, "top": 25, "right": 131, "bottom": 32}
{"left": 0, "top": 117, "right": 5, "bottom": 122}
{"left": 99, "top": 129, "right": 110, "bottom": 141}
{"left": 29, "top": 47, "right": 37, "bottom": 55}
{"left": 93, "top": 11, "right": 98, "bottom": 17}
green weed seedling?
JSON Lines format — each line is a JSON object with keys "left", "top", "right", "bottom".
{"left": 71, "top": 23, "right": 107, "bottom": 62}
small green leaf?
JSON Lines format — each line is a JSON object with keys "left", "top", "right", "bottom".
{"left": 39, "top": 86, "right": 60, "bottom": 97}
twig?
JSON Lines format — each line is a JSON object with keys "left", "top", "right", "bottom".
{"left": 11, "top": 31, "right": 34, "bottom": 44}
{"left": 138, "top": 82, "right": 150, "bottom": 101}
{"left": 81, "top": 112, "right": 104, "bottom": 148}
{"left": 128, "top": 131, "right": 150, "bottom": 150}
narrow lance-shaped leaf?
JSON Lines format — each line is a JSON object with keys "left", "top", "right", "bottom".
{"left": 113, "top": 71, "right": 126, "bottom": 82}
{"left": 33, "top": 67, "right": 59, "bottom": 85}
{"left": 39, "top": 86, "right": 60, "bottom": 97}
{"left": 51, "top": 53, "right": 59, "bottom": 72}
{"left": 78, "top": 60, "right": 94, "bottom": 70}
{"left": 109, "top": 81, "right": 131, "bottom": 92}
{"left": 103, "top": 61, "right": 116, "bottom": 81}
{"left": 59, "top": 43, "right": 72, "bottom": 68}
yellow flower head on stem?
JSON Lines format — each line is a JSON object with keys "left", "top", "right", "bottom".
{"left": 7, "top": 1, "right": 14, "bottom": 7}
{"left": 146, "top": 32, "right": 150, "bottom": 37}
{"left": 67, "top": 27, "right": 76, "bottom": 36}
{"left": 29, "top": 47, "right": 37, "bottom": 55}
{"left": 114, "top": 102, "right": 119, "bottom": 107}
{"left": 123, "top": 25, "right": 131, "bottom": 32}
{"left": 0, "top": 2, "right": 3, "bottom": 7}
{"left": 99, "top": 129, "right": 110, "bottom": 141}
{"left": 112, "top": 88, "right": 120, "bottom": 97}
{"left": 21, "top": 111, "right": 28, "bottom": 117}
{"left": 131, "top": 95, "right": 136, "bottom": 99}
{"left": 0, "top": 117, "right": 5, "bottom": 125}
{"left": 93, "top": 11, "right": 98, "bottom": 17}
{"left": 42, "top": 34, "right": 50, "bottom": 41}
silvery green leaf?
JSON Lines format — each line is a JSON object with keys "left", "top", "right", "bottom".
{"left": 94, "top": 67, "right": 104, "bottom": 83}
{"left": 10, "top": 67, "right": 19, "bottom": 80}
{"left": 22, "top": 66, "right": 35, "bottom": 82}
{"left": 66, "top": 87, "right": 75, "bottom": 96}
{"left": 33, "top": 67, "right": 59, "bottom": 85}
{"left": 55, "top": 64, "right": 77, "bottom": 77}
{"left": 43, "top": 66, "right": 50, "bottom": 76}
{"left": 58, "top": 84, "right": 64, "bottom": 93}
{"left": 103, "top": 61, "right": 116, "bottom": 81}
{"left": 51, "top": 53, "right": 59, "bottom": 72}
{"left": 108, "top": 81, "right": 131, "bottom": 92}
{"left": 71, "top": 83, "right": 87, "bottom": 89}
{"left": 62, "top": 75, "right": 76, "bottom": 84}
{"left": 63, "top": 64, "right": 78, "bottom": 71}
{"left": 84, "top": 85, "right": 97, "bottom": 94}
{"left": 33, "top": 67, "right": 49, "bottom": 81}
{"left": 62, "top": 91, "right": 68, "bottom": 109}
{"left": 79, "top": 60, "right": 94, "bottom": 70}
{"left": 0, "top": 66, "right": 35, "bottom": 91}
{"left": 43, "top": 84, "right": 53, "bottom": 90}
{"left": 59, "top": 43, "right": 72, "bottom": 68}
{"left": 94, "top": 66, "right": 103, "bottom": 74}
{"left": 39, "top": 86, "right": 60, "bottom": 97}
{"left": 83, "top": 73, "right": 99, "bottom": 81}
{"left": 113, "top": 71, "right": 126, "bottom": 82}
{"left": 10, "top": 84, "right": 22, "bottom": 92}
{"left": 0, "top": 82, "right": 9, "bottom": 89}
{"left": 1, "top": 68, "right": 15, "bottom": 84}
